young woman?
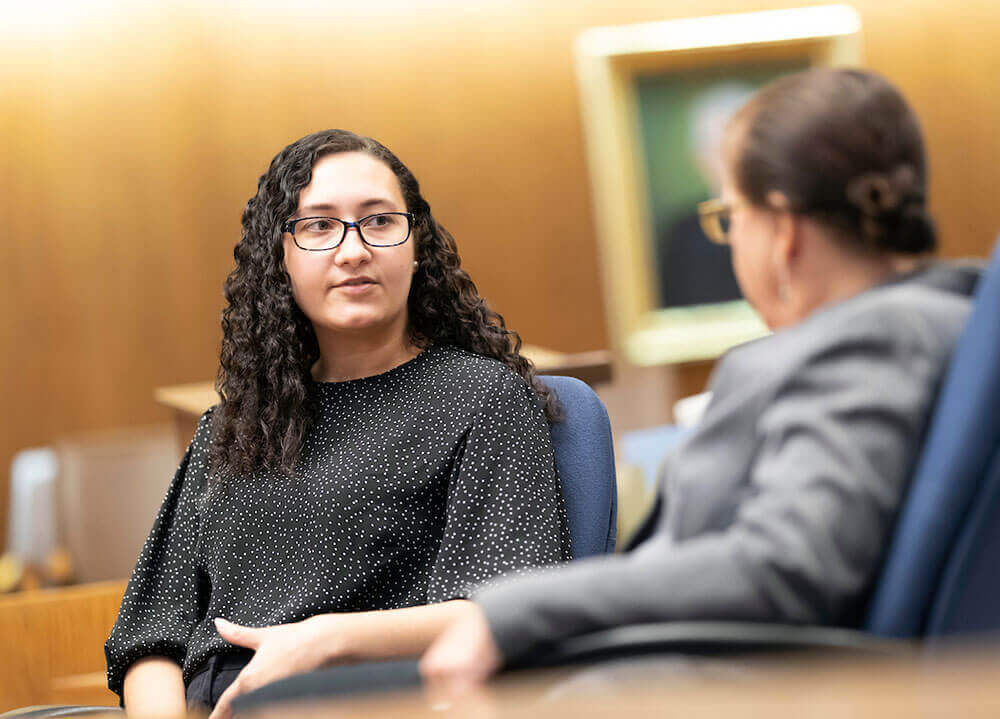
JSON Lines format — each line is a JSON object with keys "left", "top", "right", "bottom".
{"left": 421, "top": 68, "right": 979, "bottom": 685}
{"left": 104, "top": 130, "right": 571, "bottom": 717}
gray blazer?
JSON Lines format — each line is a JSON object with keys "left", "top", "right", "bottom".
{"left": 476, "top": 263, "right": 978, "bottom": 661}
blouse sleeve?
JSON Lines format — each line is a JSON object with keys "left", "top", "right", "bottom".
{"left": 104, "top": 410, "right": 213, "bottom": 701}
{"left": 427, "top": 372, "right": 571, "bottom": 602}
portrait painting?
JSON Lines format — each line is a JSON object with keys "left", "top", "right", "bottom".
{"left": 636, "top": 61, "right": 809, "bottom": 309}
{"left": 574, "top": 5, "right": 862, "bottom": 365}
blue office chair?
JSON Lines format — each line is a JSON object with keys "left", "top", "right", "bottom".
{"left": 865, "top": 244, "right": 1000, "bottom": 641}
{"left": 539, "top": 375, "right": 618, "bottom": 557}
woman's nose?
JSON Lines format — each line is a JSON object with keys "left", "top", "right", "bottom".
{"left": 334, "top": 225, "right": 372, "bottom": 265}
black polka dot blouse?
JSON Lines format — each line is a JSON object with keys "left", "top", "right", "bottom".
{"left": 104, "top": 345, "right": 572, "bottom": 700}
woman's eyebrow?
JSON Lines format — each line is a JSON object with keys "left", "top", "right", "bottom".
{"left": 299, "top": 197, "right": 398, "bottom": 214}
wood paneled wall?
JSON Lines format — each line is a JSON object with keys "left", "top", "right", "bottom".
{"left": 0, "top": 580, "right": 125, "bottom": 710}
{"left": 3, "top": 0, "right": 1000, "bottom": 547}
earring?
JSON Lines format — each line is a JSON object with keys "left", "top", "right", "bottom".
{"left": 413, "top": 260, "right": 418, "bottom": 271}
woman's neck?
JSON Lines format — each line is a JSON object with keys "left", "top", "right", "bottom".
{"left": 311, "top": 327, "right": 422, "bottom": 383}
{"left": 815, "top": 254, "right": 901, "bottom": 308}
{"left": 779, "top": 225, "right": 929, "bottom": 329}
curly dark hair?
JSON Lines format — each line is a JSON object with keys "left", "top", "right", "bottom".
{"left": 211, "top": 129, "right": 558, "bottom": 477}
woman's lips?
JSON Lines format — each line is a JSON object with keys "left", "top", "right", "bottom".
{"left": 333, "top": 279, "right": 377, "bottom": 293}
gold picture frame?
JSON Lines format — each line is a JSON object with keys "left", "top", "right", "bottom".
{"left": 574, "top": 5, "right": 863, "bottom": 366}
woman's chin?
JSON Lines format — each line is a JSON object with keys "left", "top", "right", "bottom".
{"left": 317, "top": 313, "right": 390, "bottom": 335}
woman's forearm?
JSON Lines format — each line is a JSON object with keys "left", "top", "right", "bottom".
{"left": 313, "top": 599, "right": 474, "bottom": 663}
{"left": 122, "top": 655, "right": 187, "bottom": 718}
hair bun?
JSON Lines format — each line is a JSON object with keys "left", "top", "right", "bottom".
{"left": 846, "top": 165, "right": 919, "bottom": 218}
{"left": 846, "top": 165, "right": 933, "bottom": 253}
{"left": 890, "top": 203, "right": 937, "bottom": 254}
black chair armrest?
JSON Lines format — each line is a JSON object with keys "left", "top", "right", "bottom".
{"left": 507, "top": 621, "right": 914, "bottom": 671}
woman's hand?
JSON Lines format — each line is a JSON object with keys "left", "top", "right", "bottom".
{"left": 208, "top": 601, "right": 475, "bottom": 718}
{"left": 209, "top": 615, "right": 341, "bottom": 719}
{"left": 419, "top": 602, "right": 503, "bottom": 692}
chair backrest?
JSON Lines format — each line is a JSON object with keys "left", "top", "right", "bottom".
{"left": 539, "top": 375, "right": 618, "bottom": 557}
{"left": 865, "top": 239, "right": 1000, "bottom": 638}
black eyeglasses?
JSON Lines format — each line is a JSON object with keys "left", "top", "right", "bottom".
{"left": 282, "top": 212, "right": 414, "bottom": 251}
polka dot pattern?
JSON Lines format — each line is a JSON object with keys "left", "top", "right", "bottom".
{"left": 104, "top": 345, "right": 571, "bottom": 699}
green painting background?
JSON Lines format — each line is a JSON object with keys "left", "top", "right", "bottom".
{"left": 635, "top": 61, "right": 809, "bottom": 232}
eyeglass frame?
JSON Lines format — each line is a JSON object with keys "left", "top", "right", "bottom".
{"left": 281, "top": 211, "right": 415, "bottom": 251}
{"left": 698, "top": 196, "right": 791, "bottom": 245}
{"left": 697, "top": 198, "right": 735, "bottom": 245}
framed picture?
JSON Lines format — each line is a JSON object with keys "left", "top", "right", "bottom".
{"left": 574, "top": 5, "right": 862, "bottom": 365}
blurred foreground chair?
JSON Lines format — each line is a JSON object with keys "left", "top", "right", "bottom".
{"left": 230, "top": 239, "right": 1000, "bottom": 712}
{"left": 55, "top": 427, "right": 180, "bottom": 584}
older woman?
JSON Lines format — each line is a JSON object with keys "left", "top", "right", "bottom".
{"left": 104, "top": 130, "right": 571, "bottom": 717}
{"left": 421, "top": 68, "right": 978, "bottom": 684}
